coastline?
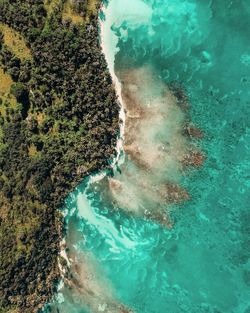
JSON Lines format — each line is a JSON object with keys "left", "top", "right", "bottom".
{"left": 50, "top": 0, "right": 205, "bottom": 310}
{"left": 36, "top": 0, "right": 250, "bottom": 312}
{"left": 55, "top": 0, "right": 127, "bottom": 304}
{"left": 57, "top": 0, "right": 206, "bottom": 281}
{"left": 100, "top": 2, "right": 126, "bottom": 171}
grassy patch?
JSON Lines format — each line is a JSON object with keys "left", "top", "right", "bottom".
{"left": 0, "top": 68, "right": 12, "bottom": 93}
{"left": 0, "top": 67, "right": 16, "bottom": 117}
{"left": 44, "top": 0, "right": 62, "bottom": 15}
{"left": 36, "top": 111, "right": 45, "bottom": 125}
{"left": 0, "top": 23, "right": 31, "bottom": 60}
{"left": 88, "top": 0, "right": 99, "bottom": 14}
{"left": 62, "top": 0, "right": 83, "bottom": 24}
{"left": 28, "top": 144, "right": 39, "bottom": 157}
{"left": 45, "top": 0, "right": 99, "bottom": 24}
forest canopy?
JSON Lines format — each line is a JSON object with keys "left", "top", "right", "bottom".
{"left": 0, "top": 0, "right": 119, "bottom": 312}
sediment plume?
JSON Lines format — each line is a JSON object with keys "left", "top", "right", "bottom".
{"left": 104, "top": 66, "right": 196, "bottom": 225}
{"left": 53, "top": 66, "right": 204, "bottom": 312}
{"left": 52, "top": 219, "right": 134, "bottom": 313}
{"left": 53, "top": 21, "right": 205, "bottom": 313}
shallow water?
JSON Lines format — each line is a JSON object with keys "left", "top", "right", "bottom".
{"left": 50, "top": 0, "right": 250, "bottom": 312}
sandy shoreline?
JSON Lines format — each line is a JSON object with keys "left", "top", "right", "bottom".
{"left": 99, "top": 3, "right": 126, "bottom": 170}
{"left": 57, "top": 0, "right": 126, "bottom": 299}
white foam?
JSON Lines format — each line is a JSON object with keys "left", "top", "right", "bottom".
{"left": 77, "top": 190, "right": 137, "bottom": 250}
{"left": 100, "top": 0, "right": 152, "bottom": 169}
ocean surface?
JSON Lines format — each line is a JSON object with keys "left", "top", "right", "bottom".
{"left": 49, "top": 0, "right": 250, "bottom": 312}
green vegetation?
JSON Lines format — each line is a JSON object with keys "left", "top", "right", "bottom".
{"left": 62, "top": 0, "right": 99, "bottom": 23}
{"left": 0, "top": 0, "right": 119, "bottom": 312}
{"left": 0, "top": 67, "right": 17, "bottom": 117}
{"left": 62, "top": 0, "right": 84, "bottom": 24}
{"left": 44, "top": 0, "right": 62, "bottom": 16}
{"left": 0, "top": 23, "right": 32, "bottom": 60}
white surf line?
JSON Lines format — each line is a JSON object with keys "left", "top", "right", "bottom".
{"left": 55, "top": 2, "right": 154, "bottom": 303}
{"left": 76, "top": 190, "right": 137, "bottom": 251}
{"left": 99, "top": 1, "right": 126, "bottom": 172}
{"left": 57, "top": 1, "right": 128, "bottom": 286}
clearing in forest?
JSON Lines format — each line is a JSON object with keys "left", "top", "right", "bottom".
{"left": 45, "top": 0, "right": 99, "bottom": 24}
{"left": 0, "top": 23, "right": 31, "bottom": 60}
{"left": 62, "top": 0, "right": 84, "bottom": 24}
{"left": 88, "top": 0, "right": 99, "bottom": 14}
{"left": 0, "top": 67, "right": 16, "bottom": 117}
{"left": 44, "top": 0, "right": 61, "bottom": 15}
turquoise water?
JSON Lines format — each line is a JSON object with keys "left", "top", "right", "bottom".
{"left": 50, "top": 1, "right": 250, "bottom": 312}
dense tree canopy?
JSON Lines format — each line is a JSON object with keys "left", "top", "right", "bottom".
{"left": 0, "top": 1, "right": 120, "bottom": 312}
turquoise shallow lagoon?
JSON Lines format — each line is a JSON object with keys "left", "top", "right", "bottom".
{"left": 49, "top": 1, "right": 250, "bottom": 312}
